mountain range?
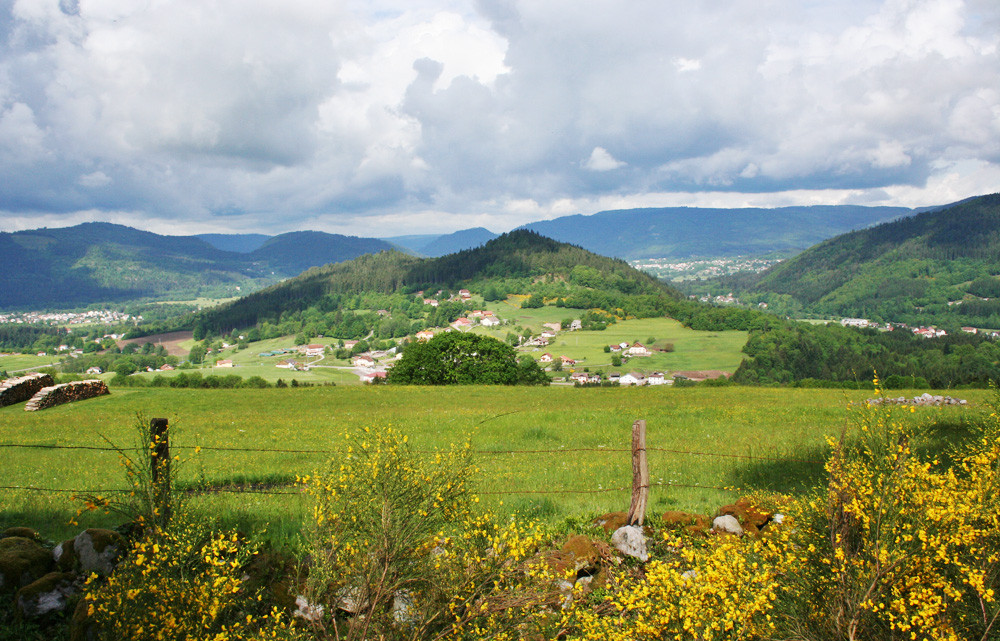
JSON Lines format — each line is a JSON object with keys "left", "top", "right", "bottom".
{"left": 383, "top": 205, "right": 913, "bottom": 259}
{"left": 0, "top": 200, "right": 972, "bottom": 311}
{"left": 0, "top": 223, "right": 396, "bottom": 309}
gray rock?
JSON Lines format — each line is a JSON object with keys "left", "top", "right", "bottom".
{"left": 74, "top": 529, "right": 123, "bottom": 576}
{"left": 16, "top": 572, "right": 77, "bottom": 618}
{"left": 611, "top": 525, "right": 648, "bottom": 562}
{"left": 712, "top": 514, "right": 743, "bottom": 536}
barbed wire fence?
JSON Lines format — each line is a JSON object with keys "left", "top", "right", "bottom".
{"left": 0, "top": 418, "right": 826, "bottom": 515}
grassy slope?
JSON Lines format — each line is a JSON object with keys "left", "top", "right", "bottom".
{"left": 1, "top": 385, "right": 983, "bottom": 544}
{"left": 0, "top": 354, "right": 62, "bottom": 373}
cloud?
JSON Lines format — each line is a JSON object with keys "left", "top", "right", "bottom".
{"left": 584, "top": 147, "right": 626, "bottom": 171}
{"left": 0, "top": 0, "right": 997, "bottom": 236}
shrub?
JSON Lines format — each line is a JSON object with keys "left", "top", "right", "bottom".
{"left": 778, "top": 378, "right": 1000, "bottom": 640}
{"left": 81, "top": 517, "right": 295, "bottom": 641}
{"left": 299, "top": 425, "right": 559, "bottom": 639}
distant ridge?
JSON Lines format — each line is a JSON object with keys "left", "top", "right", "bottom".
{"left": 520, "top": 205, "right": 912, "bottom": 259}
{"left": 417, "top": 227, "right": 499, "bottom": 257}
{"left": 197, "top": 233, "right": 271, "bottom": 253}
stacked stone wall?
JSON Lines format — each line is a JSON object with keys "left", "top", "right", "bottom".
{"left": 0, "top": 373, "right": 54, "bottom": 407}
{"left": 23, "top": 380, "right": 109, "bottom": 412}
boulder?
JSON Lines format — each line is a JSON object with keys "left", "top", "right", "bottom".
{"left": 0, "top": 536, "right": 54, "bottom": 593}
{"left": 662, "top": 511, "right": 711, "bottom": 537}
{"left": 74, "top": 529, "right": 123, "bottom": 577}
{"left": 2, "top": 527, "right": 41, "bottom": 540}
{"left": 16, "top": 571, "right": 78, "bottom": 619}
{"left": 712, "top": 515, "right": 743, "bottom": 536}
{"left": 611, "top": 525, "right": 648, "bottom": 562}
{"left": 54, "top": 538, "right": 78, "bottom": 572}
{"left": 592, "top": 512, "right": 628, "bottom": 533}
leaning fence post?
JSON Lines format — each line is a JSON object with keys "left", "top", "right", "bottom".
{"left": 150, "top": 418, "right": 171, "bottom": 525}
{"left": 626, "top": 419, "right": 649, "bottom": 526}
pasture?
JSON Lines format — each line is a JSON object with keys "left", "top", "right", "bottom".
{"left": 1, "top": 384, "right": 985, "bottom": 545}
{"left": 0, "top": 353, "right": 61, "bottom": 374}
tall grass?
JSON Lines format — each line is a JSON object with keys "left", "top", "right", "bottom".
{"left": 0, "top": 385, "right": 984, "bottom": 544}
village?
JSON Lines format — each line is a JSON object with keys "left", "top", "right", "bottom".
{"left": 210, "top": 286, "right": 732, "bottom": 386}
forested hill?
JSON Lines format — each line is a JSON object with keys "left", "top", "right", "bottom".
{"left": 193, "top": 230, "right": 716, "bottom": 333}
{"left": 706, "top": 194, "right": 1000, "bottom": 325}
{"left": 0, "top": 222, "right": 396, "bottom": 308}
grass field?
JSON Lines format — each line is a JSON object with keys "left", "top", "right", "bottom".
{"left": 0, "top": 353, "right": 61, "bottom": 374}
{"left": 1, "top": 384, "right": 986, "bottom": 545}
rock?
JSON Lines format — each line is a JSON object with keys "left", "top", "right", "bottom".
{"left": 712, "top": 515, "right": 743, "bottom": 536}
{"left": 559, "top": 535, "right": 604, "bottom": 574}
{"left": 69, "top": 596, "right": 97, "bottom": 641}
{"left": 2, "top": 527, "right": 40, "bottom": 540}
{"left": 662, "top": 511, "right": 711, "bottom": 537}
{"left": 16, "top": 572, "right": 78, "bottom": 619}
{"left": 611, "top": 525, "right": 648, "bottom": 562}
{"left": 392, "top": 591, "right": 416, "bottom": 624}
{"left": 0, "top": 536, "right": 54, "bottom": 593}
{"left": 293, "top": 595, "right": 324, "bottom": 622}
{"left": 54, "top": 538, "right": 78, "bottom": 572}
{"left": 592, "top": 512, "right": 628, "bottom": 533}
{"left": 74, "top": 529, "right": 123, "bottom": 577}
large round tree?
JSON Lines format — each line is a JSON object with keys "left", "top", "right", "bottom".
{"left": 388, "top": 332, "right": 548, "bottom": 385}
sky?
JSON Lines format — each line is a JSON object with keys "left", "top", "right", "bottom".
{"left": 1, "top": 0, "right": 998, "bottom": 238}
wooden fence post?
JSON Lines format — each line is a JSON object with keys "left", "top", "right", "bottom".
{"left": 626, "top": 419, "right": 649, "bottom": 526}
{"left": 150, "top": 418, "right": 171, "bottom": 525}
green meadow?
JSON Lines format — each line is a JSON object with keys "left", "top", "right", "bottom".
{"left": 1, "top": 384, "right": 985, "bottom": 544}
{"left": 0, "top": 353, "right": 61, "bottom": 374}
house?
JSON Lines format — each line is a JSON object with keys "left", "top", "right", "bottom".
{"left": 619, "top": 372, "right": 645, "bottom": 386}
{"left": 628, "top": 342, "right": 650, "bottom": 356}
{"left": 560, "top": 356, "right": 576, "bottom": 366}
{"left": 158, "top": 364, "right": 175, "bottom": 371}
{"left": 480, "top": 316, "right": 501, "bottom": 327}
{"left": 962, "top": 327, "right": 978, "bottom": 334}
{"left": 569, "top": 372, "right": 589, "bottom": 384}
{"left": 361, "top": 371, "right": 388, "bottom": 383}
{"left": 353, "top": 354, "right": 375, "bottom": 368}
{"left": 215, "top": 359, "right": 234, "bottom": 368}
{"left": 542, "top": 322, "right": 562, "bottom": 332}
{"left": 539, "top": 353, "right": 554, "bottom": 363}
{"left": 540, "top": 330, "right": 557, "bottom": 339}
{"left": 588, "top": 374, "right": 602, "bottom": 384}
{"left": 450, "top": 317, "right": 473, "bottom": 330}
{"left": 423, "top": 299, "right": 439, "bottom": 307}
{"left": 276, "top": 360, "right": 298, "bottom": 370}
{"left": 609, "top": 344, "right": 622, "bottom": 352}
{"left": 343, "top": 340, "right": 359, "bottom": 350}
{"left": 647, "top": 372, "right": 666, "bottom": 385}
{"left": 86, "top": 366, "right": 103, "bottom": 375}
{"left": 458, "top": 289, "right": 472, "bottom": 300}
{"left": 608, "top": 373, "right": 620, "bottom": 383}
{"left": 377, "top": 309, "right": 390, "bottom": 316}
{"left": 569, "top": 320, "right": 583, "bottom": 331}
{"left": 841, "top": 318, "right": 870, "bottom": 328}
{"left": 305, "top": 344, "right": 325, "bottom": 357}
{"left": 415, "top": 330, "right": 435, "bottom": 341}
{"left": 525, "top": 337, "right": 549, "bottom": 347}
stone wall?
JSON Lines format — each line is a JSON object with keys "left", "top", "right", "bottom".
{"left": 0, "top": 373, "right": 54, "bottom": 408}
{"left": 23, "top": 380, "right": 109, "bottom": 412}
